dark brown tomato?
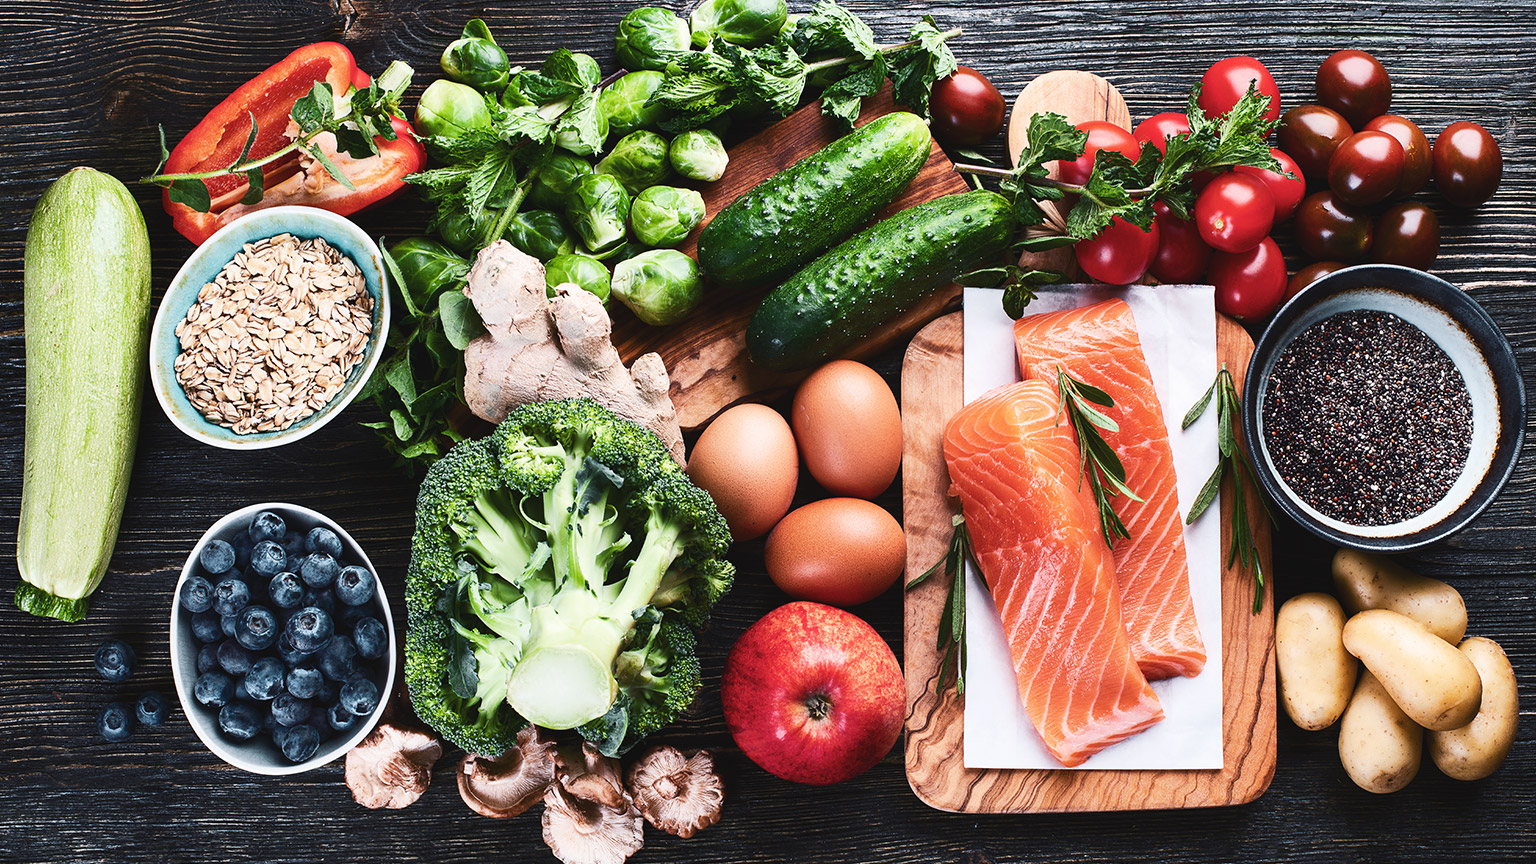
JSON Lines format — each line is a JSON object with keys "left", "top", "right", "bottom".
{"left": 1328, "top": 130, "right": 1405, "bottom": 207}
{"left": 1294, "top": 190, "right": 1373, "bottom": 262}
{"left": 1433, "top": 121, "right": 1503, "bottom": 207}
{"left": 1363, "top": 115, "right": 1432, "bottom": 199}
{"left": 930, "top": 66, "right": 1007, "bottom": 147}
{"left": 1316, "top": 50, "right": 1392, "bottom": 128}
{"left": 1278, "top": 105, "right": 1354, "bottom": 184}
{"left": 1286, "top": 261, "right": 1345, "bottom": 301}
{"left": 1371, "top": 202, "right": 1440, "bottom": 270}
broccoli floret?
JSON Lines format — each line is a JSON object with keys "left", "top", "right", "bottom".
{"left": 405, "top": 398, "right": 733, "bottom": 757}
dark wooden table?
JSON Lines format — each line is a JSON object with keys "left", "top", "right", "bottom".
{"left": 1, "top": 2, "right": 1532, "bottom": 862}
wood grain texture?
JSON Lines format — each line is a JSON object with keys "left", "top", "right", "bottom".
{"left": 609, "top": 86, "right": 971, "bottom": 430}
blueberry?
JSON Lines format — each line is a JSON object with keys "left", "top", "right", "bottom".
{"left": 212, "top": 578, "right": 250, "bottom": 617}
{"left": 319, "top": 635, "right": 358, "bottom": 682}
{"left": 300, "top": 588, "right": 336, "bottom": 615}
{"left": 232, "top": 676, "right": 252, "bottom": 702}
{"left": 268, "top": 572, "right": 304, "bottom": 609}
{"left": 196, "top": 642, "right": 220, "bottom": 674}
{"left": 98, "top": 702, "right": 135, "bottom": 742}
{"left": 235, "top": 605, "right": 278, "bottom": 651}
{"left": 316, "top": 679, "right": 339, "bottom": 704}
{"left": 336, "top": 602, "right": 371, "bottom": 631}
{"left": 334, "top": 565, "right": 374, "bottom": 606}
{"left": 94, "top": 640, "right": 136, "bottom": 682}
{"left": 249, "top": 510, "right": 286, "bottom": 543}
{"left": 135, "top": 691, "right": 168, "bottom": 726}
{"left": 271, "top": 693, "right": 313, "bottom": 727}
{"left": 276, "top": 632, "right": 313, "bottom": 667}
{"left": 285, "top": 665, "right": 325, "bottom": 700}
{"left": 244, "top": 658, "right": 285, "bottom": 701}
{"left": 327, "top": 700, "right": 361, "bottom": 733}
{"left": 219, "top": 702, "right": 264, "bottom": 741}
{"left": 193, "top": 671, "right": 234, "bottom": 708}
{"left": 217, "top": 639, "right": 253, "bottom": 675}
{"left": 191, "top": 610, "right": 224, "bottom": 644}
{"left": 277, "top": 722, "right": 320, "bottom": 763}
{"left": 305, "top": 526, "right": 344, "bottom": 559}
{"left": 306, "top": 713, "right": 334, "bottom": 744}
{"left": 352, "top": 617, "right": 387, "bottom": 660}
{"left": 299, "top": 553, "right": 340, "bottom": 589}
{"left": 286, "top": 606, "right": 335, "bottom": 653}
{"left": 250, "top": 541, "right": 287, "bottom": 577}
{"left": 220, "top": 614, "right": 239, "bottom": 637}
{"left": 339, "top": 677, "right": 380, "bottom": 717}
{"left": 281, "top": 530, "right": 307, "bottom": 561}
{"left": 199, "top": 539, "right": 237, "bottom": 576}
{"left": 262, "top": 711, "right": 276, "bottom": 732}
{"left": 233, "top": 533, "right": 254, "bottom": 570}
{"left": 179, "top": 575, "right": 215, "bottom": 613}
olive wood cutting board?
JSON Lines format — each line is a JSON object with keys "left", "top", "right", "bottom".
{"left": 609, "top": 85, "right": 971, "bottom": 431}
{"left": 900, "top": 310, "right": 1277, "bottom": 812}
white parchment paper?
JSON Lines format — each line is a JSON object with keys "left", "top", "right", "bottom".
{"left": 960, "top": 285, "right": 1224, "bottom": 771}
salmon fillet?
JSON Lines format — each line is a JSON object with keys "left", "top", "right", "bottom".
{"left": 1014, "top": 298, "right": 1207, "bottom": 680}
{"left": 944, "top": 380, "right": 1164, "bottom": 767}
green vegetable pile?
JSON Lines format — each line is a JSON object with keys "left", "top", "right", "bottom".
{"left": 405, "top": 398, "right": 734, "bottom": 757}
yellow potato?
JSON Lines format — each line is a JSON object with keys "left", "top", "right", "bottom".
{"left": 1339, "top": 669, "right": 1422, "bottom": 794}
{"left": 1277, "top": 593, "right": 1357, "bottom": 731}
{"left": 1332, "top": 548, "right": 1467, "bottom": 643}
{"left": 1428, "top": 637, "right": 1519, "bottom": 781}
{"left": 1342, "top": 609, "right": 1482, "bottom": 731}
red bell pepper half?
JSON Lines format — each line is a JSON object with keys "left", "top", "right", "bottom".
{"left": 162, "top": 42, "right": 425, "bottom": 244}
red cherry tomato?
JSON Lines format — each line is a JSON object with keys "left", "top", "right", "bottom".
{"left": 1075, "top": 217, "right": 1161, "bottom": 285}
{"left": 1148, "top": 201, "right": 1211, "bottom": 284}
{"left": 1199, "top": 56, "right": 1282, "bottom": 123}
{"left": 1133, "top": 112, "right": 1191, "bottom": 153}
{"left": 1236, "top": 148, "right": 1306, "bottom": 223}
{"left": 1210, "top": 236, "right": 1287, "bottom": 321}
{"left": 930, "top": 66, "right": 1006, "bottom": 147}
{"left": 1195, "top": 173, "right": 1275, "bottom": 253}
{"left": 1057, "top": 121, "right": 1140, "bottom": 187}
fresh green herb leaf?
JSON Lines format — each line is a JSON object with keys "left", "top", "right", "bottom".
{"left": 885, "top": 16, "right": 957, "bottom": 118}
{"left": 907, "top": 514, "right": 975, "bottom": 695}
{"left": 304, "top": 143, "right": 356, "bottom": 190}
{"left": 239, "top": 167, "right": 264, "bottom": 205}
{"left": 1056, "top": 366, "right": 1143, "bottom": 544}
{"left": 167, "top": 177, "right": 211, "bottom": 212}
{"left": 153, "top": 124, "right": 170, "bottom": 176}
{"left": 440, "top": 290, "right": 486, "bottom": 350}
{"left": 792, "top": 0, "right": 880, "bottom": 60}
{"left": 819, "top": 56, "right": 885, "bottom": 129}
{"left": 232, "top": 112, "right": 259, "bottom": 168}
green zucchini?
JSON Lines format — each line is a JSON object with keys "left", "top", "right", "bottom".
{"left": 17, "top": 168, "right": 152, "bottom": 621}
{"left": 747, "top": 190, "right": 1013, "bottom": 372}
{"left": 697, "top": 111, "right": 931, "bottom": 290}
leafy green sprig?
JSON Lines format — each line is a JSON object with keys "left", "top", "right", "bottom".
{"left": 906, "top": 514, "right": 977, "bottom": 695}
{"left": 1056, "top": 366, "right": 1143, "bottom": 545}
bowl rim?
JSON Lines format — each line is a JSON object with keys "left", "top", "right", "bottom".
{"left": 1242, "top": 263, "right": 1526, "bottom": 552}
{"left": 168, "top": 502, "right": 397, "bottom": 775}
{"left": 148, "top": 206, "right": 390, "bottom": 451}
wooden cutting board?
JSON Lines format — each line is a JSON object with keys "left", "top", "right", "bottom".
{"left": 900, "top": 310, "right": 1277, "bottom": 813}
{"left": 609, "top": 86, "right": 970, "bottom": 431}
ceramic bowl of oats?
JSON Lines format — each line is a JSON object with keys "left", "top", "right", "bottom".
{"left": 149, "top": 207, "right": 390, "bottom": 450}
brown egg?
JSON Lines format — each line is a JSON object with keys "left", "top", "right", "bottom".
{"left": 765, "top": 498, "right": 906, "bottom": 607}
{"left": 791, "top": 360, "right": 902, "bottom": 498}
{"left": 688, "top": 404, "right": 797, "bottom": 541}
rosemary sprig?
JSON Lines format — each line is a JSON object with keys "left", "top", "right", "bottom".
{"left": 1056, "top": 366, "right": 1143, "bottom": 544}
{"left": 1183, "top": 364, "right": 1276, "bottom": 613}
{"left": 906, "top": 514, "right": 976, "bottom": 695}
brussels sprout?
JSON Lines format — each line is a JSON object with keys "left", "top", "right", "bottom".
{"left": 527, "top": 153, "right": 596, "bottom": 211}
{"left": 565, "top": 174, "right": 632, "bottom": 256}
{"left": 689, "top": 0, "right": 788, "bottom": 49}
{"left": 566, "top": 52, "right": 603, "bottom": 88}
{"left": 545, "top": 253, "right": 612, "bottom": 302}
{"left": 415, "top": 80, "right": 492, "bottom": 140}
{"left": 441, "top": 19, "right": 511, "bottom": 92}
{"left": 629, "top": 185, "right": 706, "bottom": 248}
{"left": 596, "top": 130, "right": 672, "bottom": 195}
{"left": 554, "top": 108, "right": 609, "bottom": 157}
{"left": 598, "top": 70, "right": 667, "bottom": 139}
{"left": 435, "top": 208, "right": 491, "bottom": 254}
{"left": 615, "top": 7, "right": 691, "bottom": 72}
{"left": 592, "top": 240, "right": 649, "bottom": 263}
{"left": 668, "top": 129, "right": 729, "bottom": 182}
{"left": 504, "top": 210, "right": 577, "bottom": 262}
{"left": 611, "top": 249, "right": 703, "bottom": 326}
{"left": 386, "top": 237, "right": 470, "bottom": 313}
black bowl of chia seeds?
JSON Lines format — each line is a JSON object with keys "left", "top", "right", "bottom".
{"left": 1243, "top": 264, "right": 1525, "bottom": 552}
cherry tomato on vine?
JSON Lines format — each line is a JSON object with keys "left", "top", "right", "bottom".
{"left": 1278, "top": 105, "right": 1353, "bottom": 184}
{"left": 1329, "top": 130, "right": 1405, "bottom": 207}
{"left": 1075, "top": 217, "right": 1161, "bottom": 285}
{"left": 1286, "top": 261, "right": 1345, "bottom": 302}
{"left": 1363, "top": 115, "right": 1432, "bottom": 199}
{"left": 1133, "top": 112, "right": 1191, "bottom": 153}
{"left": 1195, "top": 173, "right": 1274, "bottom": 253}
{"left": 1236, "top": 148, "right": 1306, "bottom": 223}
{"left": 1199, "top": 56, "right": 1281, "bottom": 123}
{"left": 930, "top": 66, "right": 1006, "bottom": 146}
{"left": 1148, "top": 201, "right": 1211, "bottom": 284}
{"left": 1371, "top": 202, "right": 1440, "bottom": 270}
{"left": 1316, "top": 50, "right": 1392, "bottom": 128}
{"left": 1433, "top": 121, "right": 1502, "bottom": 207}
{"left": 1057, "top": 121, "right": 1140, "bottom": 187}
{"left": 1210, "top": 236, "right": 1287, "bottom": 321}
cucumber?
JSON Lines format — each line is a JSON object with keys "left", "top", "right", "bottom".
{"left": 697, "top": 111, "right": 931, "bottom": 290}
{"left": 17, "top": 168, "right": 152, "bottom": 621}
{"left": 747, "top": 190, "right": 1013, "bottom": 372}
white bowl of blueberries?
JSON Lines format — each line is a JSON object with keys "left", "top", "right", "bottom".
{"left": 169, "top": 503, "right": 397, "bottom": 775}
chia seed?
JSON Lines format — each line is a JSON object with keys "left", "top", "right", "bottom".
{"left": 1261, "top": 309, "right": 1472, "bottom": 526}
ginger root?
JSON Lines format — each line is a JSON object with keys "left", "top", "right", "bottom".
{"left": 462, "top": 241, "right": 685, "bottom": 464}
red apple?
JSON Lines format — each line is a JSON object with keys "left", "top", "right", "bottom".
{"left": 721, "top": 601, "right": 904, "bottom": 785}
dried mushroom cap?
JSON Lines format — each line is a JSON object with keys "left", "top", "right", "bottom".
{"left": 346, "top": 722, "right": 444, "bottom": 810}
{"left": 541, "top": 783, "right": 644, "bottom": 864}
{"left": 458, "top": 725, "right": 558, "bottom": 818}
{"left": 624, "top": 746, "right": 724, "bottom": 838}
{"left": 554, "top": 741, "right": 628, "bottom": 812}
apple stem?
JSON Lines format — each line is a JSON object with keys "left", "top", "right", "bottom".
{"left": 805, "top": 693, "right": 832, "bottom": 721}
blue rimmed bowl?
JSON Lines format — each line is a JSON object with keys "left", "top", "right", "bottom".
{"left": 149, "top": 207, "right": 389, "bottom": 449}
